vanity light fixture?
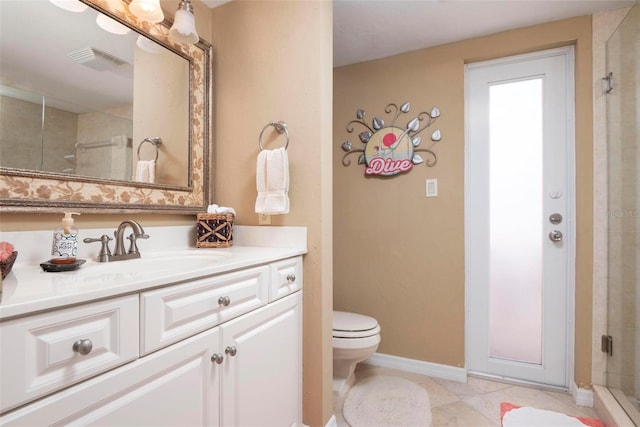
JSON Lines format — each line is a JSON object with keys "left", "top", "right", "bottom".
{"left": 49, "top": 0, "right": 88, "bottom": 13}
{"left": 136, "top": 35, "right": 164, "bottom": 54}
{"left": 169, "top": 0, "right": 199, "bottom": 45}
{"left": 128, "top": 0, "right": 164, "bottom": 23}
{"left": 96, "top": 13, "right": 131, "bottom": 35}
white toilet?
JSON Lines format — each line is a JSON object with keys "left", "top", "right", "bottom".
{"left": 332, "top": 310, "right": 381, "bottom": 397}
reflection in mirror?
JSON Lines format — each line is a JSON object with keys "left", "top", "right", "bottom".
{"left": 0, "top": 0, "right": 189, "bottom": 187}
{"left": 0, "top": 0, "right": 211, "bottom": 213}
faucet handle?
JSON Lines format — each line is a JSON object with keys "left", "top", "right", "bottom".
{"left": 83, "top": 235, "right": 113, "bottom": 262}
{"left": 126, "top": 233, "right": 149, "bottom": 255}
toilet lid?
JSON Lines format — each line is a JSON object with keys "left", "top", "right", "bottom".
{"left": 333, "top": 311, "right": 380, "bottom": 338}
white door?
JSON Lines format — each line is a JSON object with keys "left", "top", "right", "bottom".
{"left": 465, "top": 47, "right": 574, "bottom": 388}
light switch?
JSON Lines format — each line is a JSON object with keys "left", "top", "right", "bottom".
{"left": 426, "top": 179, "right": 438, "bottom": 197}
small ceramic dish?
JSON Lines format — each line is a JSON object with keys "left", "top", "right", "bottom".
{"left": 40, "top": 259, "right": 86, "bottom": 272}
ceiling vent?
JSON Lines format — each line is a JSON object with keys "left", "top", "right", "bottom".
{"left": 67, "top": 47, "right": 127, "bottom": 71}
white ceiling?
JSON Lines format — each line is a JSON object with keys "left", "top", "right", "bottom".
{"left": 333, "top": 0, "right": 635, "bottom": 67}
{"left": 201, "top": 0, "right": 233, "bottom": 7}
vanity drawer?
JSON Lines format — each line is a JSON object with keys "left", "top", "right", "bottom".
{"left": 0, "top": 295, "right": 139, "bottom": 414}
{"left": 140, "top": 265, "right": 269, "bottom": 354}
{"left": 269, "top": 256, "right": 303, "bottom": 301}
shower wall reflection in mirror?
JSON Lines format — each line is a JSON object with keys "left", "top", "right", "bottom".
{"left": 0, "top": 0, "right": 189, "bottom": 187}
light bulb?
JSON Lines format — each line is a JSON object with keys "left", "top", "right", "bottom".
{"left": 129, "top": 0, "right": 164, "bottom": 23}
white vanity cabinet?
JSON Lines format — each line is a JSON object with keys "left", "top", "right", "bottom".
{"left": 0, "top": 256, "right": 303, "bottom": 427}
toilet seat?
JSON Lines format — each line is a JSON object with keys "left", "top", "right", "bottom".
{"left": 333, "top": 311, "right": 380, "bottom": 338}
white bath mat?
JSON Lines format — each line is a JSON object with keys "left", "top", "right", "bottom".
{"left": 342, "top": 375, "right": 432, "bottom": 427}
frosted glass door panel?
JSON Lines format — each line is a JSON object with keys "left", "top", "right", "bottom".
{"left": 488, "top": 79, "right": 543, "bottom": 365}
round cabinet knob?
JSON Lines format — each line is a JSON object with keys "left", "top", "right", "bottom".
{"left": 225, "top": 346, "right": 237, "bottom": 357}
{"left": 72, "top": 339, "right": 93, "bottom": 356}
{"left": 218, "top": 296, "right": 231, "bottom": 307}
{"left": 286, "top": 273, "right": 296, "bottom": 283}
{"left": 211, "top": 353, "right": 224, "bottom": 364}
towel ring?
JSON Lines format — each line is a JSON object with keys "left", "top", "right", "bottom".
{"left": 137, "top": 137, "right": 162, "bottom": 162}
{"left": 258, "top": 121, "right": 289, "bottom": 151}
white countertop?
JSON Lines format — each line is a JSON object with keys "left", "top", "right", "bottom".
{"left": 0, "top": 225, "right": 307, "bottom": 320}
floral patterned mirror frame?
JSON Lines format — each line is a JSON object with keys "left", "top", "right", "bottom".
{"left": 0, "top": 0, "right": 212, "bottom": 214}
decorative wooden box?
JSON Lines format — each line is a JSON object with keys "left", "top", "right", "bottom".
{"left": 196, "top": 213, "right": 234, "bottom": 248}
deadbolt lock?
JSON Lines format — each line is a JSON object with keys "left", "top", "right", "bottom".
{"left": 549, "top": 213, "right": 563, "bottom": 225}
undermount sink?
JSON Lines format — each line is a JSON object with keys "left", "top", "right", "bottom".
{"left": 87, "top": 250, "right": 231, "bottom": 275}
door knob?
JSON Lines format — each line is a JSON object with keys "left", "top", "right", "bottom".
{"left": 549, "top": 230, "right": 563, "bottom": 242}
{"left": 218, "top": 296, "right": 231, "bottom": 306}
{"left": 225, "top": 346, "right": 237, "bottom": 356}
{"left": 211, "top": 353, "right": 224, "bottom": 364}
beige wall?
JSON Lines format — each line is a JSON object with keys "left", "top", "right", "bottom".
{"left": 333, "top": 16, "right": 595, "bottom": 387}
{"left": 210, "top": 2, "right": 333, "bottom": 426}
{"left": 134, "top": 45, "right": 189, "bottom": 186}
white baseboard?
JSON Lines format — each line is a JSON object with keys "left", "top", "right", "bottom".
{"left": 364, "top": 353, "right": 594, "bottom": 408}
{"left": 571, "top": 381, "right": 594, "bottom": 407}
{"left": 364, "top": 352, "right": 468, "bottom": 383}
{"left": 325, "top": 414, "right": 337, "bottom": 427}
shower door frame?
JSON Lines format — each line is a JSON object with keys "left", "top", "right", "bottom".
{"left": 604, "top": 2, "right": 640, "bottom": 421}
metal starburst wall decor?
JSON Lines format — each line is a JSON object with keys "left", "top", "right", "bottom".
{"left": 340, "top": 102, "right": 442, "bottom": 177}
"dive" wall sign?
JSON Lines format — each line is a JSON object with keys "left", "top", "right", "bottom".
{"left": 340, "top": 102, "right": 442, "bottom": 177}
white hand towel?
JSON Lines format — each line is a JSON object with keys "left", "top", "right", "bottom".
{"left": 207, "top": 204, "right": 237, "bottom": 216}
{"left": 255, "top": 147, "right": 289, "bottom": 214}
{"left": 135, "top": 160, "right": 156, "bottom": 183}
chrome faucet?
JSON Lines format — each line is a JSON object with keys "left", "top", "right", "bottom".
{"left": 84, "top": 220, "right": 149, "bottom": 262}
{"left": 114, "top": 220, "right": 148, "bottom": 258}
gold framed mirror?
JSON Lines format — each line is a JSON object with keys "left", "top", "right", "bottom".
{"left": 0, "top": 0, "right": 212, "bottom": 213}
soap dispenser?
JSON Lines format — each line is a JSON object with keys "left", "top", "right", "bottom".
{"left": 51, "top": 212, "right": 80, "bottom": 264}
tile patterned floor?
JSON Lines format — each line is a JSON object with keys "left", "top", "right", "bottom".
{"left": 334, "top": 364, "right": 601, "bottom": 426}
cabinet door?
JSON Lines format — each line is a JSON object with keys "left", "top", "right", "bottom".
{"left": 0, "top": 327, "right": 222, "bottom": 427}
{"left": 221, "top": 292, "right": 302, "bottom": 427}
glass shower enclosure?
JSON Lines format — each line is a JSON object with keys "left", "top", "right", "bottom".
{"left": 605, "top": 2, "right": 639, "bottom": 423}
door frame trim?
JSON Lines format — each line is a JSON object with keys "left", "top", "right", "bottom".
{"left": 463, "top": 45, "right": 576, "bottom": 390}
